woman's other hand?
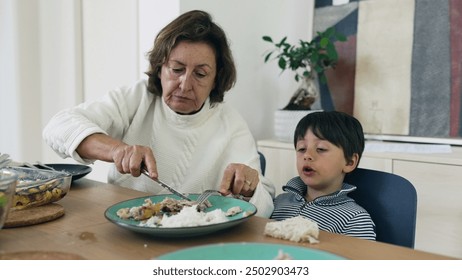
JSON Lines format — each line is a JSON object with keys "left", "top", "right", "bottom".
{"left": 219, "top": 163, "right": 260, "bottom": 197}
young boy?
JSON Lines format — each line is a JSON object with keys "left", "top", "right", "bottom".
{"left": 271, "top": 111, "right": 376, "bottom": 240}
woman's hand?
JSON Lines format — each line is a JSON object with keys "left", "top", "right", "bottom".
{"left": 76, "top": 133, "right": 158, "bottom": 178}
{"left": 219, "top": 163, "right": 260, "bottom": 197}
{"left": 111, "top": 144, "right": 158, "bottom": 178}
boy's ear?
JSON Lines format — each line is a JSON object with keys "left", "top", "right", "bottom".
{"left": 343, "top": 153, "right": 359, "bottom": 173}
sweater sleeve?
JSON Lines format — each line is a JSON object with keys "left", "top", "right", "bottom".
{"left": 219, "top": 105, "right": 275, "bottom": 218}
{"left": 249, "top": 175, "right": 275, "bottom": 218}
{"left": 42, "top": 79, "right": 151, "bottom": 163}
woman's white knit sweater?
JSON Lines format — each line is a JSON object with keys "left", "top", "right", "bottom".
{"left": 43, "top": 79, "right": 275, "bottom": 217}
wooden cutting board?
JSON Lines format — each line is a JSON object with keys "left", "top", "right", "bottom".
{"left": 3, "top": 203, "right": 65, "bottom": 228}
{"left": 0, "top": 251, "right": 85, "bottom": 260}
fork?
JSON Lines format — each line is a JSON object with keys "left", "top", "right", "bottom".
{"left": 196, "top": 189, "right": 222, "bottom": 210}
{"left": 35, "top": 161, "right": 56, "bottom": 171}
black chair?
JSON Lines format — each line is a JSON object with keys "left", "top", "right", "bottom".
{"left": 258, "top": 151, "right": 266, "bottom": 176}
{"left": 344, "top": 168, "right": 417, "bottom": 248}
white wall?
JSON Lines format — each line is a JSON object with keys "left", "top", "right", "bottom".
{"left": 0, "top": 0, "right": 21, "bottom": 158}
{"left": 0, "top": 0, "right": 314, "bottom": 181}
{"left": 180, "top": 0, "right": 314, "bottom": 140}
{"left": 82, "top": 0, "right": 139, "bottom": 102}
{"left": 1, "top": 0, "right": 82, "bottom": 164}
{"left": 40, "top": 0, "right": 84, "bottom": 162}
{"left": 1, "top": 0, "right": 41, "bottom": 162}
{"left": 138, "top": 0, "right": 180, "bottom": 76}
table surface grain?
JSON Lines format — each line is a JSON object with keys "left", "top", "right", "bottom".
{"left": 0, "top": 178, "right": 456, "bottom": 260}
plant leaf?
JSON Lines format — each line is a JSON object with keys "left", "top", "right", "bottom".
{"left": 310, "top": 52, "right": 319, "bottom": 65}
{"left": 320, "top": 37, "right": 329, "bottom": 48}
{"left": 324, "top": 27, "right": 335, "bottom": 37}
{"left": 319, "top": 73, "right": 327, "bottom": 84}
{"left": 326, "top": 43, "right": 338, "bottom": 60}
{"left": 261, "top": 27, "right": 346, "bottom": 82}
{"left": 314, "top": 64, "right": 323, "bottom": 73}
{"left": 336, "top": 33, "right": 347, "bottom": 42}
{"left": 262, "top": 36, "right": 273, "bottom": 43}
{"left": 278, "top": 57, "right": 287, "bottom": 69}
{"left": 276, "top": 36, "right": 288, "bottom": 47}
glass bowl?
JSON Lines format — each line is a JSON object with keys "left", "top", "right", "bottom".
{"left": 0, "top": 169, "right": 18, "bottom": 229}
{"left": 8, "top": 167, "right": 72, "bottom": 210}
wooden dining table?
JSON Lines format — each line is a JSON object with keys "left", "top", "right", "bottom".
{"left": 0, "top": 178, "right": 457, "bottom": 260}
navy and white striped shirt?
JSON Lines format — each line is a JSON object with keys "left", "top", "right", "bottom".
{"left": 271, "top": 177, "right": 376, "bottom": 241}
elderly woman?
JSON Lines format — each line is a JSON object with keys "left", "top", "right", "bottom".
{"left": 43, "top": 10, "right": 275, "bottom": 217}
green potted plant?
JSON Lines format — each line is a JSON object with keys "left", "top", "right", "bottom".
{"left": 263, "top": 26, "right": 346, "bottom": 110}
{"left": 262, "top": 27, "right": 346, "bottom": 141}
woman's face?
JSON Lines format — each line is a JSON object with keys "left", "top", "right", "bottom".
{"left": 159, "top": 41, "right": 217, "bottom": 114}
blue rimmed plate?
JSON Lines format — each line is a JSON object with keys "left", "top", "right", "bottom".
{"left": 104, "top": 194, "right": 257, "bottom": 238}
{"left": 157, "top": 242, "right": 345, "bottom": 260}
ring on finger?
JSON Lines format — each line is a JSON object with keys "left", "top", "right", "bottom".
{"left": 244, "top": 179, "right": 252, "bottom": 186}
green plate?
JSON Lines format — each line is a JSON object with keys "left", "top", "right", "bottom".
{"left": 105, "top": 194, "right": 257, "bottom": 238}
{"left": 157, "top": 242, "right": 345, "bottom": 260}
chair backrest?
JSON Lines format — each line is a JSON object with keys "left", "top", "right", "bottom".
{"left": 258, "top": 151, "right": 266, "bottom": 176}
{"left": 344, "top": 168, "right": 417, "bottom": 248}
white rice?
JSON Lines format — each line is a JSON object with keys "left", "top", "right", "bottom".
{"left": 142, "top": 206, "right": 229, "bottom": 228}
{"left": 264, "top": 216, "right": 320, "bottom": 243}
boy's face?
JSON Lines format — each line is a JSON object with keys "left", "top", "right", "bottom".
{"left": 295, "top": 129, "right": 358, "bottom": 195}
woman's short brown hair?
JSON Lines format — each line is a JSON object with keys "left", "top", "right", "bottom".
{"left": 145, "top": 10, "right": 236, "bottom": 105}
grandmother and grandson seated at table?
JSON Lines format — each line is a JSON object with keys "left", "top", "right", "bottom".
{"left": 43, "top": 10, "right": 375, "bottom": 241}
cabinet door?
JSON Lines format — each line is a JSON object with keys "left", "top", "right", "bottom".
{"left": 359, "top": 156, "right": 393, "bottom": 172}
{"left": 394, "top": 160, "right": 462, "bottom": 259}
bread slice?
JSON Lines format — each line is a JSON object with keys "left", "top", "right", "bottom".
{"left": 264, "top": 216, "right": 319, "bottom": 243}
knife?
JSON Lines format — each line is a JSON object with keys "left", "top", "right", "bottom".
{"left": 141, "top": 168, "right": 192, "bottom": 201}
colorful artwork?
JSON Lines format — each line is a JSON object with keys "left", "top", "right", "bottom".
{"left": 314, "top": 0, "right": 462, "bottom": 139}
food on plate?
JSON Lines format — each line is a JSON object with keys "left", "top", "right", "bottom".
{"left": 264, "top": 216, "right": 319, "bottom": 243}
{"left": 145, "top": 206, "right": 228, "bottom": 228}
{"left": 225, "top": 206, "right": 243, "bottom": 216}
{"left": 116, "top": 197, "right": 243, "bottom": 228}
{"left": 116, "top": 197, "right": 195, "bottom": 220}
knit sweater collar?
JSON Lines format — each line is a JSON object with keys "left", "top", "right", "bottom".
{"left": 282, "top": 176, "right": 356, "bottom": 206}
{"left": 160, "top": 96, "right": 216, "bottom": 128}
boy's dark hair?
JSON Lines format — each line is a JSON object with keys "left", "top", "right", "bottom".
{"left": 293, "top": 111, "right": 365, "bottom": 164}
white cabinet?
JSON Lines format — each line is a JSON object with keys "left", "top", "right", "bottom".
{"left": 393, "top": 161, "right": 462, "bottom": 259}
{"left": 257, "top": 139, "right": 462, "bottom": 259}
